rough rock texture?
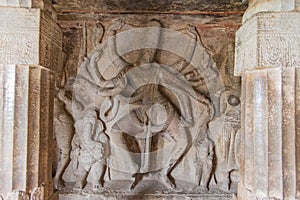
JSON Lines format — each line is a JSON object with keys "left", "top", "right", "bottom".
{"left": 53, "top": 0, "right": 246, "bottom": 14}
{"left": 60, "top": 192, "right": 233, "bottom": 200}
{"left": 57, "top": 14, "right": 243, "bottom": 82}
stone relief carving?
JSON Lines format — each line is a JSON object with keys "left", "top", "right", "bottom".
{"left": 210, "top": 90, "right": 241, "bottom": 191}
{"left": 6, "top": 191, "right": 29, "bottom": 200}
{"left": 208, "top": 42, "right": 242, "bottom": 192}
{"left": 53, "top": 75, "right": 76, "bottom": 189}
{"left": 193, "top": 129, "right": 214, "bottom": 191}
{"left": 55, "top": 19, "right": 241, "bottom": 196}
{"left": 30, "top": 185, "right": 45, "bottom": 200}
{"left": 0, "top": 185, "right": 45, "bottom": 200}
{"left": 62, "top": 109, "right": 110, "bottom": 192}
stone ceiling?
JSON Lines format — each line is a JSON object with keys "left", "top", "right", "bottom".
{"left": 53, "top": 0, "right": 247, "bottom": 14}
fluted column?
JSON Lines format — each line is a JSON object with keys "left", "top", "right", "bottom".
{"left": 238, "top": 68, "right": 300, "bottom": 199}
{"left": 0, "top": 65, "right": 54, "bottom": 200}
{"left": 235, "top": 1, "right": 300, "bottom": 199}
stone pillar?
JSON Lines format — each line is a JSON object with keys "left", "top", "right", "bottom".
{"left": 0, "top": 65, "right": 54, "bottom": 200}
{"left": 0, "top": 3, "right": 62, "bottom": 200}
{"left": 235, "top": 1, "right": 300, "bottom": 199}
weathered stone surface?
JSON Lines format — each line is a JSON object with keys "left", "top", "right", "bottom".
{"left": 0, "top": 7, "right": 63, "bottom": 71}
{"left": 0, "top": 1, "right": 245, "bottom": 200}
{"left": 0, "top": 65, "right": 54, "bottom": 200}
{"left": 0, "top": 0, "right": 32, "bottom": 7}
{"left": 0, "top": 5, "right": 62, "bottom": 200}
{"left": 6, "top": 1, "right": 300, "bottom": 200}
{"left": 59, "top": 180, "right": 234, "bottom": 199}
{"left": 53, "top": 0, "right": 246, "bottom": 14}
{"left": 58, "top": 14, "right": 242, "bottom": 82}
{"left": 39, "top": 11, "right": 63, "bottom": 71}
{"left": 235, "top": 12, "right": 300, "bottom": 76}
{"left": 59, "top": 192, "right": 233, "bottom": 200}
{"left": 0, "top": 8, "right": 40, "bottom": 65}
{"left": 0, "top": 0, "right": 54, "bottom": 10}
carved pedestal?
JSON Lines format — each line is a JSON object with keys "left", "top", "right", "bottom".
{"left": 235, "top": 11, "right": 300, "bottom": 200}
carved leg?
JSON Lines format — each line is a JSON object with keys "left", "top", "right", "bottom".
{"left": 74, "top": 180, "right": 85, "bottom": 190}
{"left": 87, "top": 160, "right": 107, "bottom": 191}
{"left": 53, "top": 120, "right": 74, "bottom": 189}
{"left": 202, "top": 162, "right": 212, "bottom": 190}
{"left": 218, "top": 170, "right": 230, "bottom": 191}
{"left": 158, "top": 160, "right": 178, "bottom": 190}
{"left": 53, "top": 150, "right": 70, "bottom": 189}
{"left": 195, "top": 163, "right": 203, "bottom": 187}
{"left": 74, "top": 164, "right": 88, "bottom": 190}
{"left": 130, "top": 173, "right": 143, "bottom": 190}
{"left": 158, "top": 125, "right": 190, "bottom": 190}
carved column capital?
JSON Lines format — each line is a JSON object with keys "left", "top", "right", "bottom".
{"left": 234, "top": 12, "right": 300, "bottom": 76}
{"left": 0, "top": 0, "right": 53, "bottom": 9}
{"left": 0, "top": 7, "right": 63, "bottom": 71}
{"left": 243, "top": 0, "right": 300, "bottom": 23}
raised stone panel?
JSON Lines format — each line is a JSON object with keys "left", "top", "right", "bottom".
{"left": 0, "top": 65, "right": 54, "bottom": 199}
{"left": 235, "top": 12, "right": 300, "bottom": 76}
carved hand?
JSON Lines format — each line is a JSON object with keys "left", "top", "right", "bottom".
{"left": 108, "top": 19, "right": 124, "bottom": 32}
{"left": 57, "top": 89, "right": 66, "bottom": 102}
{"left": 179, "top": 116, "right": 193, "bottom": 127}
{"left": 90, "top": 50, "right": 102, "bottom": 63}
